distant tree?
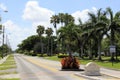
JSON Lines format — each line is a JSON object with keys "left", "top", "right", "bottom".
{"left": 36, "top": 25, "right": 45, "bottom": 54}
{"left": 45, "top": 28, "right": 53, "bottom": 55}
{"left": 33, "top": 42, "right": 41, "bottom": 55}
{"left": 50, "top": 15, "right": 59, "bottom": 35}
{"left": 17, "top": 35, "right": 40, "bottom": 52}
{"left": 63, "top": 13, "right": 74, "bottom": 26}
{"left": 58, "top": 13, "right": 64, "bottom": 26}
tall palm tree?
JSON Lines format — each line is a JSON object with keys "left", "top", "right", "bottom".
{"left": 64, "top": 13, "right": 74, "bottom": 26}
{"left": 58, "top": 13, "right": 64, "bottom": 26}
{"left": 87, "top": 8, "right": 108, "bottom": 60}
{"left": 74, "top": 19, "right": 88, "bottom": 58}
{"left": 106, "top": 7, "right": 120, "bottom": 60}
{"left": 45, "top": 28, "right": 53, "bottom": 56}
{"left": 36, "top": 25, "right": 45, "bottom": 54}
{"left": 57, "top": 22, "right": 77, "bottom": 55}
{"left": 50, "top": 15, "right": 59, "bottom": 36}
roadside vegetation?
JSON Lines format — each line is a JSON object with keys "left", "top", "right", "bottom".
{"left": 0, "top": 55, "right": 20, "bottom": 80}
{"left": 16, "top": 7, "right": 120, "bottom": 70}
{"left": 0, "top": 78, "right": 20, "bottom": 80}
{"left": 44, "top": 55, "right": 120, "bottom": 70}
{"left": 0, "top": 55, "right": 16, "bottom": 70}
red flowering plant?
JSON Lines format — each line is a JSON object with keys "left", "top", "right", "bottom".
{"left": 61, "top": 56, "right": 80, "bottom": 69}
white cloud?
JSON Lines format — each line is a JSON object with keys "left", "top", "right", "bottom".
{"left": 0, "top": 3, "right": 7, "bottom": 11}
{"left": 72, "top": 7, "right": 97, "bottom": 24}
{"left": 2, "top": 1, "right": 98, "bottom": 51}
{"left": 2, "top": 1, "right": 55, "bottom": 50}
{"left": 3, "top": 20, "right": 34, "bottom": 50}
{"left": 22, "top": 1, "right": 54, "bottom": 29}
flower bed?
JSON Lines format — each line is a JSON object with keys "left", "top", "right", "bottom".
{"left": 61, "top": 56, "right": 80, "bottom": 69}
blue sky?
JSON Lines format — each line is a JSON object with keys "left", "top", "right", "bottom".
{"left": 0, "top": 0, "right": 120, "bottom": 50}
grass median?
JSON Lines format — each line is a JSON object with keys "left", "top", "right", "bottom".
{"left": 0, "top": 54, "right": 20, "bottom": 80}
{"left": 0, "top": 78, "right": 20, "bottom": 80}
{"left": 0, "top": 55, "right": 16, "bottom": 70}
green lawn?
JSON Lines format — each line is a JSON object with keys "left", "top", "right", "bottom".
{"left": 44, "top": 56, "right": 120, "bottom": 70}
{"left": 0, "top": 55, "right": 20, "bottom": 80}
{"left": 0, "top": 71, "right": 17, "bottom": 75}
{"left": 44, "top": 56, "right": 61, "bottom": 61}
{"left": 0, "top": 78, "right": 20, "bottom": 80}
{"left": 0, "top": 55, "right": 16, "bottom": 70}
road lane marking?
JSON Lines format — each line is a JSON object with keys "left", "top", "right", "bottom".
{"left": 24, "top": 56, "right": 87, "bottom": 80}
{"left": 24, "top": 57, "right": 58, "bottom": 72}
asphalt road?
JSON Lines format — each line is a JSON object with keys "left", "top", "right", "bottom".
{"left": 14, "top": 54, "right": 85, "bottom": 80}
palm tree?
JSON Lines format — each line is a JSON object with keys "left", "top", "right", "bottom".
{"left": 57, "top": 22, "right": 77, "bottom": 55}
{"left": 36, "top": 25, "right": 45, "bottom": 54}
{"left": 106, "top": 7, "right": 120, "bottom": 60}
{"left": 58, "top": 13, "right": 64, "bottom": 26}
{"left": 50, "top": 15, "right": 59, "bottom": 36}
{"left": 87, "top": 8, "right": 108, "bottom": 60}
{"left": 64, "top": 13, "right": 74, "bottom": 26}
{"left": 45, "top": 28, "right": 53, "bottom": 56}
{"left": 73, "top": 19, "right": 88, "bottom": 58}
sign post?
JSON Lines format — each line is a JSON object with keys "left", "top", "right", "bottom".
{"left": 109, "top": 45, "right": 116, "bottom": 66}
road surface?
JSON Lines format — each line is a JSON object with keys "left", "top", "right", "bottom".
{"left": 14, "top": 54, "right": 85, "bottom": 80}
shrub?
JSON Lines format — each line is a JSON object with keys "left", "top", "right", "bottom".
{"left": 61, "top": 56, "right": 80, "bottom": 69}
{"left": 58, "top": 53, "right": 68, "bottom": 58}
{"left": 43, "top": 54, "right": 48, "bottom": 57}
{"left": 24, "top": 51, "right": 29, "bottom": 55}
{"left": 37, "top": 54, "right": 41, "bottom": 57}
{"left": 37, "top": 53, "right": 48, "bottom": 57}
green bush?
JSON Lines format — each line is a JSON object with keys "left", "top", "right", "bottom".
{"left": 37, "top": 53, "right": 48, "bottom": 57}
{"left": 29, "top": 51, "right": 36, "bottom": 56}
{"left": 37, "top": 54, "right": 41, "bottom": 57}
{"left": 43, "top": 54, "right": 48, "bottom": 57}
{"left": 58, "top": 53, "right": 68, "bottom": 58}
{"left": 24, "top": 51, "right": 29, "bottom": 55}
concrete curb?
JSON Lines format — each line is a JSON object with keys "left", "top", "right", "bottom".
{"left": 75, "top": 72, "right": 100, "bottom": 80}
{"left": 74, "top": 72, "right": 120, "bottom": 80}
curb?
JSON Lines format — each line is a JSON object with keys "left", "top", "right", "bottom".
{"left": 74, "top": 72, "right": 120, "bottom": 80}
{"left": 75, "top": 72, "right": 100, "bottom": 80}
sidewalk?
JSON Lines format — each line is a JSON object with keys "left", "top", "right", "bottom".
{"left": 76, "top": 65, "right": 120, "bottom": 79}
{"left": 0, "top": 55, "right": 9, "bottom": 64}
{"left": 101, "top": 67, "right": 120, "bottom": 78}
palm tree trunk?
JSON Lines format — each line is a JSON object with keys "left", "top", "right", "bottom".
{"left": 47, "top": 37, "right": 49, "bottom": 55}
{"left": 98, "top": 39, "right": 102, "bottom": 61}
{"left": 48, "top": 37, "right": 50, "bottom": 56}
{"left": 80, "top": 45, "right": 84, "bottom": 59}
{"left": 40, "top": 37, "right": 43, "bottom": 56}
{"left": 51, "top": 37, "right": 53, "bottom": 56}
{"left": 88, "top": 40, "right": 92, "bottom": 59}
{"left": 55, "top": 27, "right": 57, "bottom": 36}
{"left": 110, "top": 29, "right": 115, "bottom": 61}
{"left": 67, "top": 44, "right": 71, "bottom": 56}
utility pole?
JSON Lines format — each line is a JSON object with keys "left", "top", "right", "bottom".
{"left": 6, "top": 34, "right": 8, "bottom": 55}
{"left": 0, "top": 9, "right": 8, "bottom": 58}
{"left": 1, "top": 26, "right": 5, "bottom": 58}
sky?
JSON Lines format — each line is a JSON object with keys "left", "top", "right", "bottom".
{"left": 0, "top": 0, "right": 120, "bottom": 50}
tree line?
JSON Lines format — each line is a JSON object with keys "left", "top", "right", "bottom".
{"left": 17, "top": 7, "right": 120, "bottom": 61}
{"left": 0, "top": 25, "right": 12, "bottom": 58}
